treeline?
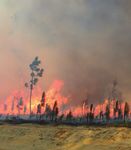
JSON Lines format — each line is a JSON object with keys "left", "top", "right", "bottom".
{"left": 35, "top": 92, "right": 130, "bottom": 124}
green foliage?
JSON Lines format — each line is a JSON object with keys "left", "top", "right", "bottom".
{"left": 25, "top": 57, "right": 44, "bottom": 116}
{"left": 25, "top": 56, "right": 44, "bottom": 89}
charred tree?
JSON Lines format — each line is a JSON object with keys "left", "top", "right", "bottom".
{"left": 87, "top": 104, "right": 94, "bottom": 124}
{"left": 124, "top": 102, "right": 130, "bottom": 122}
{"left": 58, "top": 114, "right": 64, "bottom": 123}
{"left": 37, "top": 104, "right": 42, "bottom": 120}
{"left": 51, "top": 101, "right": 59, "bottom": 122}
{"left": 45, "top": 104, "right": 52, "bottom": 121}
{"left": 105, "top": 104, "right": 110, "bottom": 123}
{"left": 66, "top": 110, "right": 73, "bottom": 122}
{"left": 41, "top": 91, "right": 46, "bottom": 107}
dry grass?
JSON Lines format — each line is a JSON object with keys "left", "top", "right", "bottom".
{"left": 0, "top": 124, "right": 130, "bottom": 150}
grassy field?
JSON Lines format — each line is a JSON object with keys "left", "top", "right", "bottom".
{"left": 0, "top": 124, "right": 130, "bottom": 150}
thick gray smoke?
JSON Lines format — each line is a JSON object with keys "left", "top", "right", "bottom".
{"left": 0, "top": 0, "right": 131, "bottom": 105}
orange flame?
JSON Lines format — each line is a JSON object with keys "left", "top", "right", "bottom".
{"left": 0, "top": 80, "right": 130, "bottom": 118}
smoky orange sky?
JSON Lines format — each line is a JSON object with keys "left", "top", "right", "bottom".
{"left": 0, "top": 0, "right": 131, "bottom": 105}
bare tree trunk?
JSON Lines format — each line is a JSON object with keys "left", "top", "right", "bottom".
{"left": 30, "top": 84, "right": 33, "bottom": 118}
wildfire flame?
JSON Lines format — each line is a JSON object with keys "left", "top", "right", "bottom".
{"left": 0, "top": 80, "right": 130, "bottom": 118}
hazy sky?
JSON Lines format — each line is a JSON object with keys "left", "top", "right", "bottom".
{"left": 0, "top": 0, "right": 131, "bottom": 104}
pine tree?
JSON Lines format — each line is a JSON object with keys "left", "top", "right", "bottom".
{"left": 114, "top": 100, "right": 119, "bottom": 119}
{"left": 89, "top": 104, "right": 94, "bottom": 123}
{"left": 45, "top": 104, "right": 52, "bottom": 120}
{"left": 59, "top": 114, "right": 64, "bottom": 122}
{"left": 37, "top": 104, "right": 41, "bottom": 114}
{"left": 51, "top": 101, "right": 59, "bottom": 122}
{"left": 105, "top": 104, "right": 110, "bottom": 122}
{"left": 17, "top": 97, "right": 23, "bottom": 115}
{"left": 11, "top": 98, "right": 15, "bottom": 113}
{"left": 124, "top": 102, "right": 130, "bottom": 122}
{"left": 41, "top": 91, "right": 46, "bottom": 107}
{"left": 23, "top": 105, "right": 27, "bottom": 115}
{"left": 25, "top": 57, "right": 44, "bottom": 117}
{"left": 66, "top": 110, "right": 73, "bottom": 122}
